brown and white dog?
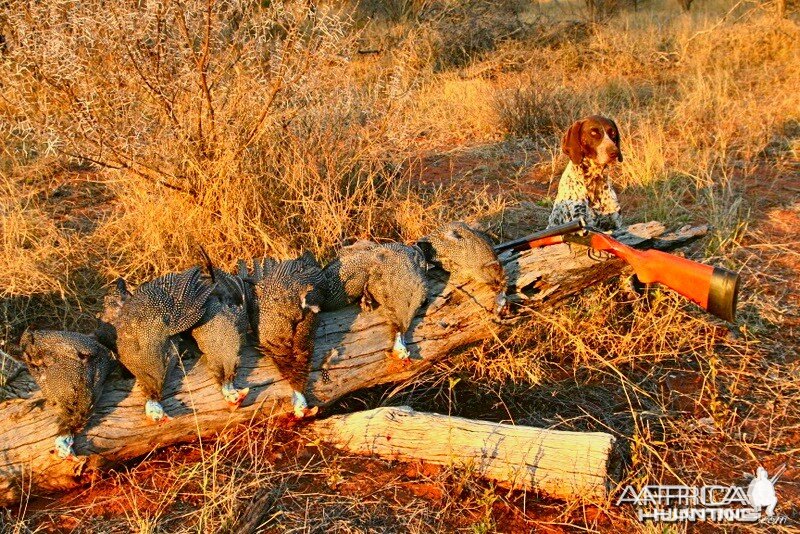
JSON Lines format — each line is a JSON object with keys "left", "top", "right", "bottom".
{"left": 548, "top": 115, "right": 623, "bottom": 231}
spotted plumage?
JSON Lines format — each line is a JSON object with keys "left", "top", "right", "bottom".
{"left": 363, "top": 243, "right": 428, "bottom": 361}
{"left": 19, "top": 330, "right": 115, "bottom": 459}
{"left": 116, "top": 267, "right": 213, "bottom": 422}
{"left": 322, "top": 242, "right": 427, "bottom": 311}
{"left": 322, "top": 241, "right": 427, "bottom": 360}
{"left": 426, "top": 221, "right": 507, "bottom": 313}
{"left": 321, "top": 240, "right": 379, "bottom": 311}
{"left": 381, "top": 242, "right": 428, "bottom": 274}
{"left": 192, "top": 251, "right": 250, "bottom": 407}
{"left": 245, "top": 252, "right": 323, "bottom": 417}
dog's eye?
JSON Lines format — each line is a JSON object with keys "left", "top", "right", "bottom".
{"left": 608, "top": 130, "right": 616, "bottom": 138}
{"left": 590, "top": 129, "right": 600, "bottom": 137}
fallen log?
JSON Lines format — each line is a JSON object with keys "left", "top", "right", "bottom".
{"left": 0, "top": 222, "right": 707, "bottom": 506}
{"left": 310, "top": 406, "right": 615, "bottom": 501}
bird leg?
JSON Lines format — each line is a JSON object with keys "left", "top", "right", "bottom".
{"left": 221, "top": 382, "right": 249, "bottom": 407}
{"left": 145, "top": 399, "right": 171, "bottom": 424}
{"left": 53, "top": 434, "right": 76, "bottom": 460}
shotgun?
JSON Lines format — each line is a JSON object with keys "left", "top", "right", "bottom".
{"left": 494, "top": 219, "right": 740, "bottom": 323}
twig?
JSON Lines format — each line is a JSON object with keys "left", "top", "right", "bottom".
{"left": 681, "top": 0, "right": 750, "bottom": 55}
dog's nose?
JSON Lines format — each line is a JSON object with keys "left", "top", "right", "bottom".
{"left": 608, "top": 150, "right": 620, "bottom": 161}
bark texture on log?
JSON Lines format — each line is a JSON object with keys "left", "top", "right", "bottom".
{"left": 311, "top": 406, "right": 615, "bottom": 501}
{"left": 0, "top": 222, "right": 706, "bottom": 506}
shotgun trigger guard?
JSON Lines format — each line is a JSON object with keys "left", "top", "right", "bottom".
{"left": 587, "top": 248, "right": 613, "bottom": 262}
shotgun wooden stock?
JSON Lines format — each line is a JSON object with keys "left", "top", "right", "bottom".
{"left": 496, "top": 223, "right": 740, "bottom": 323}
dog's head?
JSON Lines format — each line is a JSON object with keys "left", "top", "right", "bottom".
{"left": 562, "top": 115, "right": 622, "bottom": 167}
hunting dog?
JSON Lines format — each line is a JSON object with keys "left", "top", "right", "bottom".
{"left": 548, "top": 115, "right": 623, "bottom": 231}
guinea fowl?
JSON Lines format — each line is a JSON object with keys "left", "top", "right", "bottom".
{"left": 115, "top": 267, "right": 213, "bottom": 423}
{"left": 20, "top": 330, "right": 115, "bottom": 459}
{"left": 246, "top": 252, "right": 324, "bottom": 418}
{"left": 192, "top": 250, "right": 250, "bottom": 407}
{"left": 362, "top": 244, "right": 428, "bottom": 361}
{"left": 322, "top": 241, "right": 428, "bottom": 361}
{"left": 425, "top": 221, "right": 507, "bottom": 313}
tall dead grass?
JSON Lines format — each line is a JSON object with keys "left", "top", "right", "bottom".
{"left": 2, "top": 0, "right": 800, "bottom": 531}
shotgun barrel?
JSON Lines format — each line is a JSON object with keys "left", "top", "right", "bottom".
{"left": 493, "top": 219, "right": 585, "bottom": 253}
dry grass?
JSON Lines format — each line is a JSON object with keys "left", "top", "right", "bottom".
{"left": 1, "top": 0, "right": 800, "bottom": 531}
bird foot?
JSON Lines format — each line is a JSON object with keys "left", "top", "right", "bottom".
{"left": 51, "top": 451, "right": 79, "bottom": 462}
{"left": 391, "top": 333, "right": 411, "bottom": 362}
{"left": 222, "top": 383, "right": 249, "bottom": 407}
{"left": 296, "top": 406, "right": 319, "bottom": 419}
{"left": 360, "top": 292, "right": 376, "bottom": 312}
{"left": 291, "top": 391, "right": 317, "bottom": 419}
{"left": 145, "top": 399, "right": 171, "bottom": 424}
{"left": 53, "top": 435, "right": 76, "bottom": 460}
{"left": 156, "top": 413, "right": 173, "bottom": 425}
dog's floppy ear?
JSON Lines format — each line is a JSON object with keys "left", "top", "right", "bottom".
{"left": 562, "top": 120, "right": 585, "bottom": 165}
{"left": 609, "top": 118, "right": 623, "bottom": 162}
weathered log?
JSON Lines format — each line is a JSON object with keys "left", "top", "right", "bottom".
{"left": 0, "top": 222, "right": 706, "bottom": 506}
{"left": 311, "top": 406, "right": 615, "bottom": 501}
{"left": 0, "top": 350, "right": 34, "bottom": 402}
